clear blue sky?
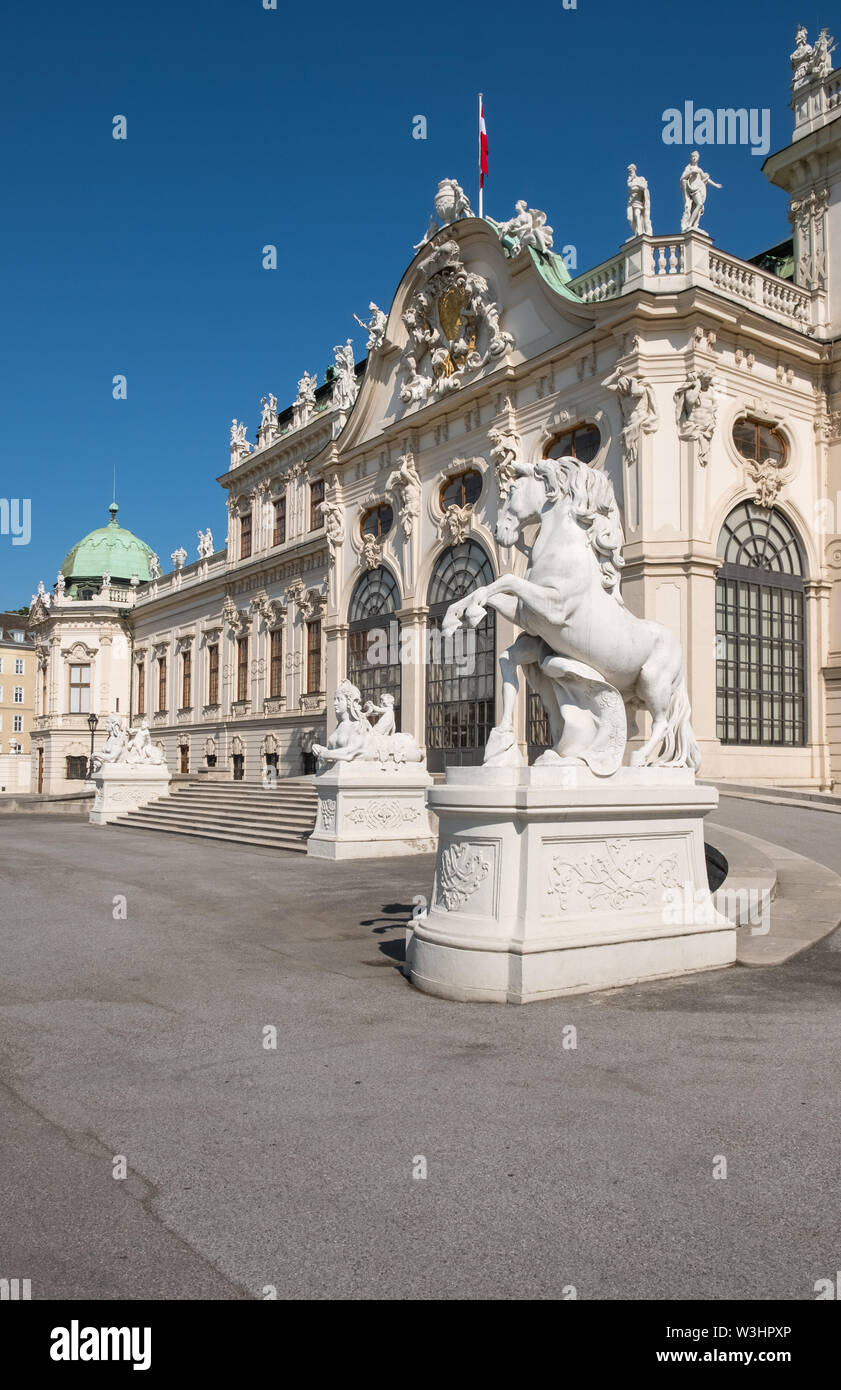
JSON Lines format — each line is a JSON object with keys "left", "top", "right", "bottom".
{"left": 0, "top": 0, "right": 832, "bottom": 607}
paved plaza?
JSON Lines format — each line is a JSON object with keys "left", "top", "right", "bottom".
{"left": 1, "top": 800, "right": 840, "bottom": 1300}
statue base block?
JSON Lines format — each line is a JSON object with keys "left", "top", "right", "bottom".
{"left": 407, "top": 765, "right": 735, "bottom": 1004}
{"left": 307, "top": 763, "right": 435, "bottom": 860}
{"left": 89, "top": 764, "right": 172, "bottom": 825}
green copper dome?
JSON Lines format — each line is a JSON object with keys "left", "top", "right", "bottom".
{"left": 60, "top": 503, "right": 155, "bottom": 594}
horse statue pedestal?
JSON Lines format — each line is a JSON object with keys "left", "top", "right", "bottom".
{"left": 406, "top": 765, "right": 735, "bottom": 1004}
{"left": 89, "top": 762, "right": 172, "bottom": 826}
{"left": 307, "top": 761, "right": 436, "bottom": 860}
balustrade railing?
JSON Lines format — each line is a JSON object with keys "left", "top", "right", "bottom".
{"left": 568, "top": 232, "right": 817, "bottom": 331}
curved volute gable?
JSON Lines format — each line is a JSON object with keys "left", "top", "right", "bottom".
{"left": 331, "top": 218, "right": 596, "bottom": 458}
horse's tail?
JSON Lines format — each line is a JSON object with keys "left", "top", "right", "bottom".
{"left": 659, "top": 668, "right": 702, "bottom": 771}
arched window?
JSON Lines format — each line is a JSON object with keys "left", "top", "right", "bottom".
{"left": 716, "top": 502, "right": 806, "bottom": 746}
{"left": 544, "top": 421, "right": 601, "bottom": 463}
{"left": 440, "top": 469, "right": 482, "bottom": 511}
{"left": 347, "top": 567, "right": 402, "bottom": 726}
{"left": 426, "top": 541, "right": 495, "bottom": 772}
{"left": 361, "top": 504, "right": 393, "bottom": 539}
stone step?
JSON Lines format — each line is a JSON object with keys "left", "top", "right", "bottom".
{"left": 110, "top": 816, "right": 309, "bottom": 852}
{"left": 109, "top": 779, "right": 317, "bottom": 851}
{"left": 116, "top": 805, "right": 315, "bottom": 832}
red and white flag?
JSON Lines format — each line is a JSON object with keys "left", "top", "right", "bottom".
{"left": 479, "top": 96, "right": 488, "bottom": 189}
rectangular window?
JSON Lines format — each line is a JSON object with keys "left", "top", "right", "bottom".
{"left": 13, "top": 714, "right": 22, "bottom": 733}
{"left": 208, "top": 645, "right": 219, "bottom": 705}
{"left": 270, "top": 628, "right": 283, "bottom": 698}
{"left": 0, "top": 658, "right": 4, "bottom": 673}
{"left": 69, "top": 664, "right": 90, "bottom": 714}
{"left": 306, "top": 620, "right": 322, "bottom": 694}
{"left": 13, "top": 686, "right": 23, "bottom": 703}
{"left": 182, "top": 649, "right": 192, "bottom": 708}
{"left": 309, "top": 479, "right": 325, "bottom": 531}
{"left": 41, "top": 664, "right": 47, "bottom": 713}
{"left": 66, "top": 755, "right": 87, "bottom": 780}
{"left": 240, "top": 513, "right": 252, "bottom": 559}
{"left": 273, "top": 496, "right": 286, "bottom": 546}
{"left": 237, "top": 637, "right": 249, "bottom": 702}
{"left": 12, "top": 631, "right": 24, "bottom": 643}
{"left": 14, "top": 658, "right": 24, "bottom": 675}
{"left": 136, "top": 660, "right": 145, "bottom": 716}
{"left": 157, "top": 657, "right": 167, "bottom": 712}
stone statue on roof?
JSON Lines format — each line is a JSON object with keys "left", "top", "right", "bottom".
{"left": 626, "top": 164, "right": 652, "bottom": 237}
{"left": 679, "top": 152, "right": 722, "bottom": 232}
{"left": 414, "top": 178, "right": 473, "bottom": 251}
{"left": 353, "top": 302, "right": 387, "bottom": 352}
{"left": 493, "top": 200, "right": 554, "bottom": 256}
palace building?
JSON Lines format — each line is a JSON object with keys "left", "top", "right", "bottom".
{"left": 27, "top": 33, "right": 841, "bottom": 798}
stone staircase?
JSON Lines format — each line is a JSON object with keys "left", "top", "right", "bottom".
{"left": 110, "top": 778, "right": 318, "bottom": 853}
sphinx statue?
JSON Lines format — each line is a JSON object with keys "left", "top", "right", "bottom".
{"left": 312, "top": 683, "right": 424, "bottom": 771}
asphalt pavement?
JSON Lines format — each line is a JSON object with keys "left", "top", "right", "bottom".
{"left": 1, "top": 805, "right": 839, "bottom": 1301}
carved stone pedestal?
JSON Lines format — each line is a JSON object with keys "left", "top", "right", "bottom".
{"left": 407, "top": 765, "right": 735, "bottom": 1004}
{"left": 89, "top": 763, "right": 172, "bottom": 825}
{"left": 307, "top": 762, "right": 435, "bottom": 860}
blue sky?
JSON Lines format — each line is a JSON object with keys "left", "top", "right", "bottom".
{"left": 0, "top": 0, "right": 832, "bottom": 606}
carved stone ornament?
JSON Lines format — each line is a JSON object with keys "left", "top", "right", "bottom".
{"left": 222, "top": 594, "right": 249, "bottom": 635}
{"left": 488, "top": 401, "right": 521, "bottom": 501}
{"left": 548, "top": 840, "right": 682, "bottom": 913}
{"left": 398, "top": 240, "right": 513, "bottom": 415}
{"left": 286, "top": 579, "right": 326, "bottom": 621}
{"left": 414, "top": 177, "right": 473, "bottom": 251}
{"left": 441, "top": 504, "right": 472, "bottom": 545}
{"left": 674, "top": 372, "right": 722, "bottom": 468}
{"left": 360, "top": 534, "right": 383, "bottom": 570}
{"left": 386, "top": 453, "right": 421, "bottom": 539}
{"left": 603, "top": 365, "right": 659, "bottom": 466}
{"left": 436, "top": 841, "right": 490, "bottom": 911}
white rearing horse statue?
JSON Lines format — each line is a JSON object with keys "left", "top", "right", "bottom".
{"left": 441, "top": 455, "right": 701, "bottom": 773}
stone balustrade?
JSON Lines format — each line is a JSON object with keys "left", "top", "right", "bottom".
{"left": 568, "top": 231, "right": 819, "bottom": 332}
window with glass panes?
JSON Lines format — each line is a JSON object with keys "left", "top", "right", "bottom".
{"left": 715, "top": 502, "right": 806, "bottom": 746}
{"left": 208, "top": 644, "right": 219, "bottom": 704}
{"left": 732, "top": 417, "right": 786, "bottom": 469}
{"left": 306, "top": 620, "right": 322, "bottom": 693}
{"left": 182, "top": 649, "right": 192, "bottom": 708}
{"left": 136, "top": 661, "right": 145, "bottom": 716}
{"left": 360, "top": 504, "right": 393, "bottom": 539}
{"left": 69, "top": 664, "right": 90, "bottom": 714}
{"left": 310, "top": 479, "right": 325, "bottom": 531}
{"left": 240, "top": 513, "right": 252, "bottom": 559}
{"left": 347, "top": 567, "right": 401, "bottom": 726}
{"left": 273, "top": 496, "right": 286, "bottom": 546}
{"left": 270, "top": 628, "right": 283, "bottom": 698}
{"left": 439, "top": 469, "right": 482, "bottom": 512}
{"left": 543, "top": 422, "right": 601, "bottom": 463}
{"left": 426, "top": 542, "right": 495, "bottom": 772}
{"left": 237, "top": 637, "right": 249, "bottom": 702}
{"left": 157, "top": 657, "right": 167, "bottom": 712}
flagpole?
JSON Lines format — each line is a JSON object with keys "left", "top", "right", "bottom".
{"left": 478, "top": 92, "right": 483, "bottom": 219}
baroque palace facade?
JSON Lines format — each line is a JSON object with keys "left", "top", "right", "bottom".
{"left": 28, "top": 35, "right": 841, "bottom": 794}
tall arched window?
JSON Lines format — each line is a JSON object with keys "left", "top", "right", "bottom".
{"left": 716, "top": 503, "right": 806, "bottom": 746}
{"left": 426, "top": 542, "right": 496, "bottom": 772}
{"left": 347, "top": 567, "right": 402, "bottom": 725}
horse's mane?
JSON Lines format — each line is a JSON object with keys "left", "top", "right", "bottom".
{"left": 534, "top": 456, "right": 626, "bottom": 604}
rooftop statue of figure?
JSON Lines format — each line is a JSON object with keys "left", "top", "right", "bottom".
{"left": 680, "top": 152, "right": 722, "bottom": 232}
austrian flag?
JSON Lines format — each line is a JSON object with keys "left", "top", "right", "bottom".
{"left": 479, "top": 97, "right": 489, "bottom": 188}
